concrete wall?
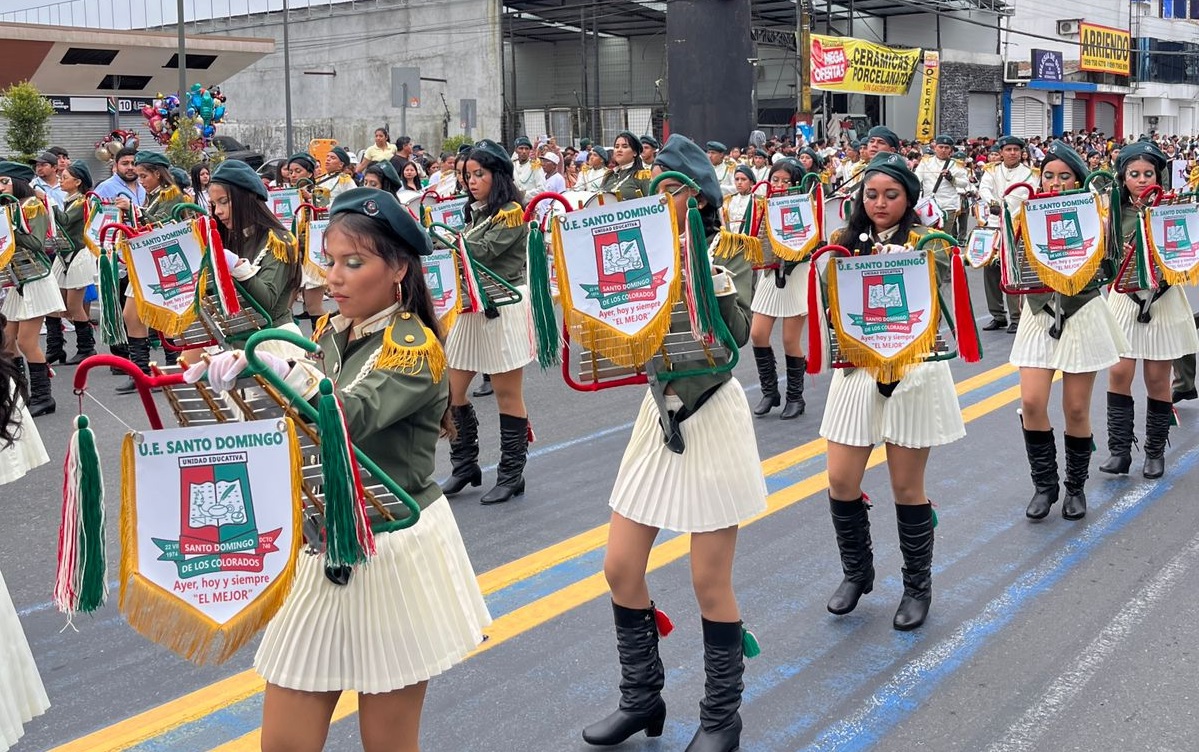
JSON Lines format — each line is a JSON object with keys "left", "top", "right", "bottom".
{"left": 1002, "top": 0, "right": 1129, "bottom": 62}
{"left": 188, "top": 0, "right": 502, "bottom": 157}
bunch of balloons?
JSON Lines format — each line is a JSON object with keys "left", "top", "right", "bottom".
{"left": 93, "top": 129, "right": 141, "bottom": 163}
{"left": 140, "top": 84, "right": 229, "bottom": 147}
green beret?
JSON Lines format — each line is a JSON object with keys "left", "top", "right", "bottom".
{"left": 799, "top": 147, "right": 824, "bottom": 170}
{"left": 591, "top": 146, "right": 609, "bottom": 163}
{"left": 705, "top": 141, "right": 728, "bottom": 154}
{"left": 329, "top": 146, "right": 351, "bottom": 169}
{"left": 734, "top": 164, "right": 756, "bottom": 183}
{"left": 641, "top": 135, "right": 660, "bottom": 150}
{"left": 135, "top": 151, "right": 171, "bottom": 168}
{"left": 953, "top": 150, "right": 967, "bottom": 160}
{"left": 863, "top": 152, "right": 920, "bottom": 205}
{"left": 656, "top": 134, "right": 723, "bottom": 209}
{"left": 866, "top": 126, "right": 900, "bottom": 150}
{"left": 330, "top": 187, "right": 432, "bottom": 256}
{"left": 468, "top": 139, "right": 514, "bottom": 177}
{"left": 287, "top": 153, "right": 316, "bottom": 174}
{"left": 66, "top": 160, "right": 93, "bottom": 192}
{"left": 211, "top": 159, "right": 268, "bottom": 201}
{"left": 456, "top": 143, "right": 472, "bottom": 156}
{"left": 996, "top": 135, "right": 1026, "bottom": 149}
{"left": 367, "top": 159, "right": 402, "bottom": 188}
{"left": 1040, "top": 142, "right": 1089, "bottom": 185}
{"left": 1115, "top": 141, "right": 1167, "bottom": 175}
{"left": 580, "top": 138, "right": 593, "bottom": 149}
{"left": 513, "top": 136, "right": 533, "bottom": 149}
{"left": 934, "top": 134, "right": 954, "bottom": 146}
{"left": 0, "top": 161, "right": 34, "bottom": 183}
{"left": 170, "top": 167, "right": 191, "bottom": 190}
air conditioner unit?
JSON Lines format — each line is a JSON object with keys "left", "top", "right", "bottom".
{"left": 1005, "top": 61, "right": 1031, "bottom": 82}
{"left": 1057, "top": 19, "right": 1080, "bottom": 36}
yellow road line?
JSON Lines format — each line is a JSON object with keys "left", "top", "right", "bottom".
{"left": 52, "top": 362, "right": 1018, "bottom": 752}
{"left": 211, "top": 378, "right": 1029, "bottom": 752}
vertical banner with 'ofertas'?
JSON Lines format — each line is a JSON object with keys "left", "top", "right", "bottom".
{"left": 915, "top": 51, "right": 940, "bottom": 143}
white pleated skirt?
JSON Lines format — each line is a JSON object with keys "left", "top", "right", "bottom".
{"left": 445, "top": 287, "right": 535, "bottom": 374}
{"left": 1107, "top": 285, "right": 1199, "bottom": 361}
{"left": 751, "top": 262, "right": 809, "bottom": 318}
{"left": 0, "top": 394, "right": 49, "bottom": 485}
{"left": 820, "top": 360, "right": 966, "bottom": 449}
{"left": 254, "top": 497, "right": 491, "bottom": 694}
{"left": 0, "top": 277, "right": 63, "bottom": 321}
{"left": 0, "top": 568, "right": 50, "bottom": 751}
{"left": 1009, "top": 296, "right": 1127, "bottom": 373}
{"left": 251, "top": 322, "right": 309, "bottom": 361}
{"left": 608, "top": 378, "right": 768, "bottom": 533}
{"left": 51, "top": 252, "right": 97, "bottom": 290}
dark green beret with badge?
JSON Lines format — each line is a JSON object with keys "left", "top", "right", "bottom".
{"left": 705, "top": 141, "right": 728, "bottom": 154}
{"left": 212, "top": 159, "right": 269, "bottom": 201}
{"left": 513, "top": 136, "right": 533, "bottom": 149}
{"left": 1115, "top": 140, "right": 1167, "bottom": 175}
{"left": 367, "top": 159, "right": 402, "bottom": 188}
{"left": 866, "top": 126, "right": 900, "bottom": 149}
{"left": 329, "top": 146, "right": 351, "bottom": 168}
{"left": 66, "top": 160, "right": 93, "bottom": 192}
{"left": 469, "top": 139, "right": 514, "bottom": 177}
{"left": 641, "top": 135, "right": 660, "bottom": 150}
{"left": 863, "top": 152, "right": 920, "bottom": 205}
{"left": 331, "top": 187, "right": 432, "bottom": 256}
{"left": 170, "top": 167, "right": 191, "bottom": 189}
{"left": 0, "top": 161, "right": 34, "bottom": 183}
{"left": 288, "top": 152, "right": 317, "bottom": 174}
{"left": 996, "top": 135, "right": 1026, "bottom": 149}
{"left": 934, "top": 134, "right": 954, "bottom": 146}
{"left": 1041, "top": 142, "right": 1089, "bottom": 183}
{"left": 657, "top": 134, "right": 723, "bottom": 209}
{"left": 135, "top": 151, "right": 171, "bottom": 168}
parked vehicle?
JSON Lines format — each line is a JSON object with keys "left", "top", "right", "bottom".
{"left": 210, "top": 136, "right": 264, "bottom": 169}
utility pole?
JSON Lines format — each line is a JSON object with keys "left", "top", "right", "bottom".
{"left": 283, "top": 0, "right": 294, "bottom": 155}
{"left": 176, "top": 0, "right": 187, "bottom": 105}
{"left": 799, "top": 0, "right": 812, "bottom": 140}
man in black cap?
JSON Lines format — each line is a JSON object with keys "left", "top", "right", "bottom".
{"left": 977, "top": 134, "right": 1034, "bottom": 332}
{"left": 915, "top": 134, "right": 969, "bottom": 240}
{"left": 705, "top": 141, "right": 736, "bottom": 196}
{"left": 511, "top": 136, "right": 544, "bottom": 195}
{"left": 32, "top": 151, "right": 65, "bottom": 208}
{"left": 640, "top": 135, "right": 660, "bottom": 168}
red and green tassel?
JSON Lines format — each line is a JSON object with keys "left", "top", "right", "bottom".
{"left": 526, "top": 221, "right": 560, "bottom": 368}
{"left": 204, "top": 217, "right": 241, "bottom": 317}
{"left": 316, "top": 379, "right": 375, "bottom": 566}
{"left": 98, "top": 250, "right": 127, "bottom": 345}
{"left": 54, "top": 415, "right": 108, "bottom": 618}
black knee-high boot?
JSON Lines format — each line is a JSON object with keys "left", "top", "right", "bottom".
{"left": 1061, "top": 434, "right": 1092, "bottom": 520}
{"left": 894, "top": 503, "right": 934, "bottom": 631}
{"left": 827, "top": 495, "right": 874, "bottom": 614}
{"left": 43, "top": 316, "right": 66, "bottom": 364}
{"left": 1099, "top": 392, "right": 1135, "bottom": 474}
{"left": 780, "top": 355, "right": 806, "bottom": 420}
{"left": 26, "top": 361, "right": 55, "bottom": 417}
{"left": 1022, "top": 428, "right": 1059, "bottom": 519}
{"left": 115, "top": 336, "right": 151, "bottom": 394}
{"left": 582, "top": 602, "right": 668, "bottom": 746}
{"left": 442, "top": 404, "right": 482, "bottom": 496}
{"left": 752, "top": 346, "right": 779, "bottom": 416}
{"left": 684, "top": 619, "right": 746, "bottom": 752}
{"left": 65, "top": 319, "right": 96, "bottom": 364}
{"left": 1143, "top": 398, "right": 1173, "bottom": 480}
{"left": 480, "top": 413, "right": 529, "bottom": 504}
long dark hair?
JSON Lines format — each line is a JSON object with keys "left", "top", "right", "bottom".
{"left": 1117, "top": 158, "right": 1161, "bottom": 208}
{"left": 5, "top": 177, "right": 34, "bottom": 201}
{"left": 214, "top": 182, "right": 302, "bottom": 290}
{"left": 393, "top": 158, "right": 422, "bottom": 192}
{"left": 190, "top": 164, "right": 209, "bottom": 201}
{"left": 463, "top": 148, "right": 523, "bottom": 220}
{"left": 142, "top": 164, "right": 175, "bottom": 191}
{"left": 0, "top": 315, "right": 23, "bottom": 449}
{"left": 768, "top": 161, "right": 806, "bottom": 189}
{"left": 613, "top": 131, "right": 644, "bottom": 172}
{"left": 365, "top": 164, "right": 400, "bottom": 194}
{"left": 840, "top": 196, "right": 920, "bottom": 255}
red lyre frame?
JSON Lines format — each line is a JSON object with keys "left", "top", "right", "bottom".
{"left": 73, "top": 355, "right": 187, "bottom": 430}
{"left": 999, "top": 181, "right": 1051, "bottom": 295}
{"left": 524, "top": 191, "right": 650, "bottom": 392}
{"left": 1112, "top": 184, "right": 1177, "bottom": 294}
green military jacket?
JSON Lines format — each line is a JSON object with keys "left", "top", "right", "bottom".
{"left": 463, "top": 201, "right": 529, "bottom": 285}
{"left": 143, "top": 185, "right": 185, "bottom": 224}
{"left": 600, "top": 165, "right": 652, "bottom": 201}
{"left": 234, "top": 227, "right": 300, "bottom": 328}
{"left": 56, "top": 194, "right": 87, "bottom": 262}
{"left": 289, "top": 305, "right": 449, "bottom": 519}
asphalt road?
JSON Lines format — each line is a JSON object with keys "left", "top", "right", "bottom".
{"left": 7, "top": 274, "right": 1199, "bottom": 752}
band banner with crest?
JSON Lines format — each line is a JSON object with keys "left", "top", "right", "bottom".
{"left": 1018, "top": 189, "right": 1108, "bottom": 295}
{"left": 765, "top": 188, "right": 823, "bottom": 261}
{"left": 422, "top": 243, "right": 463, "bottom": 331}
{"left": 120, "top": 418, "right": 302, "bottom": 664}
{"left": 0, "top": 203, "right": 14, "bottom": 269}
{"left": 965, "top": 227, "right": 999, "bottom": 268}
{"left": 1144, "top": 202, "right": 1199, "bottom": 286}
{"left": 268, "top": 189, "right": 302, "bottom": 224}
{"left": 84, "top": 200, "right": 121, "bottom": 257}
{"left": 303, "top": 218, "right": 329, "bottom": 283}
{"left": 828, "top": 249, "right": 940, "bottom": 382}
{"left": 423, "top": 197, "right": 468, "bottom": 231}
{"left": 552, "top": 194, "right": 681, "bottom": 368}
{"left": 120, "top": 219, "right": 209, "bottom": 335}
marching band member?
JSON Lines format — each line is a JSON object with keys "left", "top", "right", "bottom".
{"left": 797, "top": 147, "right": 827, "bottom": 187}
{"left": 978, "top": 135, "right": 1035, "bottom": 333}
{"left": 750, "top": 160, "right": 810, "bottom": 420}
{"left": 315, "top": 147, "right": 357, "bottom": 205}
{"left": 363, "top": 160, "right": 402, "bottom": 195}
{"left": 834, "top": 140, "right": 862, "bottom": 192}
{"left": 640, "top": 134, "right": 660, "bottom": 168}
{"left": 287, "top": 153, "right": 318, "bottom": 199}
{"left": 46, "top": 161, "right": 98, "bottom": 365}
{"left": 706, "top": 141, "right": 736, "bottom": 196}
{"left": 750, "top": 149, "right": 771, "bottom": 185}
{"left": 915, "top": 135, "right": 968, "bottom": 237}
{"left": 862, "top": 126, "right": 899, "bottom": 159}
{"left": 1102, "top": 141, "right": 1199, "bottom": 480}
{"left": 430, "top": 152, "right": 459, "bottom": 197}
{"left": 579, "top": 147, "right": 609, "bottom": 191}
{"left": 600, "top": 132, "right": 652, "bottom": 200}
{"left": 0, "top": 162, "right": 61, "bottom": 417}
{"left": 1010, "top": 143, "right": 1126, "bottom": 521}
{"left": 583, "top": 134, "right": 763, "bottom": 752}
{"left": 0, "top": 334, "right": 50, "bottom": 752}
{"left": 195, "top": 187, "right": 490, "bottom": 752}
{"left": 822, "top": 153, "right": 965, "bottom": 631}
{"left": 511, "top": 136, "right": 545, "bottom": 196}
{"left": 442, "top": 139, "right": 535, "bottom": 504}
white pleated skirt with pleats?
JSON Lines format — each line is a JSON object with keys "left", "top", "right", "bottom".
{"left": 820, "top": 360, "right": 965, "bottom": 449}
{"left": 751, "top": 262, "right": 809, "bottom": 318}
{"left": 254, "top": 497, "right": 491, "bottom": 694}
{"left": 608, "top": 378, "right": 768, "bottom": 533}
{"left": 51, "top": 251, "right": 97, "bottom": 290}
{"left": 1009, "top": 295, "right": 1127, "bottom": 373}
{"left": 0, "top": 392, "right": 48, "bottom": 486}
{"left": 1106, "top": 284, "right": 1199, "bottom": 361}
{"left": 0, "top": 568, "right": 50, "bottom": 751}
{"left": 0, "top": 276, "right": 63, "bottom": 321}
{"left": 444, "top": 286, "right": 534, "bottom": 374}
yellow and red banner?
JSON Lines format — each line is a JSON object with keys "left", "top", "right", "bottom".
{"left": 915, "top": 51, "right": 940, "bottom": 142}
{"left": 1079, "top": 23, "right": 1130, "bottom": 76}
{"left": 810, "top": 34, "right": 922, "bottom": 95}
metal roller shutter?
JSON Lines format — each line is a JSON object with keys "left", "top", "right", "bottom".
{"left": 1009, "top": 95, "right": 1047, "bottom": 139}
{"left": 1071, "top": 99, "right": 1087, "bottom": 134}
{"left": 50, "top": 113, "right": 114, "bottom": 180}
{"left": 1095, "top": 102, "right": 1117, "bottom": 137}
{"left": 968, "top": 92, "right": 997, "bottom": 138}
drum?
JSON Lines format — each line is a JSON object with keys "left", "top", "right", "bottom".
{"left": 560, "top": 191, "right": 619, "bottom": 210}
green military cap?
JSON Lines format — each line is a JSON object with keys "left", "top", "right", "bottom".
{"left": 996, "top": 135, "right": 1026, "bottom": 149}
{"left": 866, "top": 126, "right": 900, "bottom": 150}
{"left": 934, "top": 134, "right": 954, "bottom": 146}
{"left": 863, "top": 152, "right": 920, "bottom": 204}
{"left": 66, "top": 160, "right": 93, "bottom": 192}
{"left": 1041, "top": 142, "right": 1089, "bottom": 184}
{"left": 367, "top": 159, "right": 402, "bottom": 188}
{"left": 1115, "top": 140, "right": 1167, "bottom": 175}
{"left": 591, "top": 146, "right": 609, "bottom": 163}
{"left": 799, "top": 147, "right": 824, "bottom": 169}
{"left": 641, "top": 134, "right": 660, "bottom": 150}
{"left": 513, "top": 136, "right": 533, "bottom": 149}
{"left": 330, "top": 187, "right": 432, "bottom": 256}
{"left": 135, "top": 151, "right": 171, "bottom": 168}
{"left": 212, "top": 159, "right": 268, "bottom": 201}
{"left": 579, "top": 137, "right": 593, "bottom": 149}
{"left": 705, "top": 141, "right": 728, "bottom": 154}
{"left": 735, "top": 164, "right": 755, "bottom": 183}
{"left": 468, "top": 139, "right": 514, "bottom": 176}
{"left": 657, "top": 134, "right": 723, "bottom": 208}
{"left": 170, "top": 167, "right": 190, "bottom": 189}
{"left": 456, "top": 143, "right": 472, "bottom": 155}
{"left": 329, "top": 146, "right": 351, "bottom": 168}
{"left": 953, "top": 150, "right": 967, "bottom": 160}
{"left": 287, "top": 152, "right": 317, "bottom": 174}
{"left": 0, "top": 161, "right": 34, "bottom": 183}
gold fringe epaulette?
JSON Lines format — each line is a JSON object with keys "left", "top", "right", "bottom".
{"left": 493, "top": 204, "right": 525, "bottom": 228}
{"left": 634, "top": 169, "right": 653, "bottom": 181}
{"left": 267, "top": 229, "right": 299, "bottom": 263}
{"left": 160, "top": 185, "right": 182, "bottom": 203}
{"left": 312, "top": 312, "right": 332, "bottom": 341}
{"left": 21, "top": 198, "right": 45, "bottom": 221}
{"left": 714, "top": 228, "right": 763, "bottom": 265}
{"left": 376, "top": 318, "right": 446, "bottom": 383}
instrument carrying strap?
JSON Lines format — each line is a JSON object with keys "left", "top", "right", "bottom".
{"left": 930, "top": 158, "right": 953, "bottom": 195}
{"left": 653, "top": 381, "right": 721, "bottom": 455}
{"left": 1127, "top": 283, "right": 1170, "bottom": 324}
